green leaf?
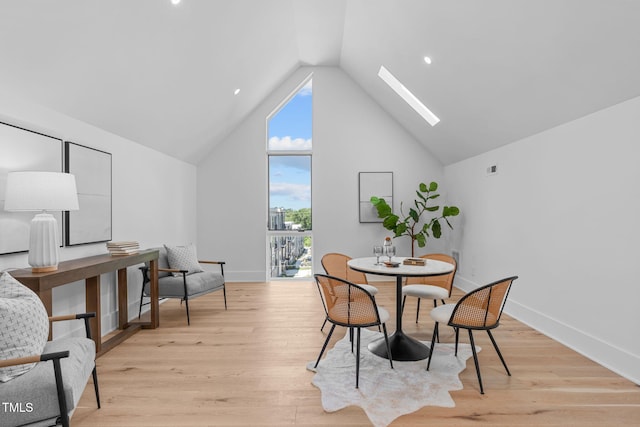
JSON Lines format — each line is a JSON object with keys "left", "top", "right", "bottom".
{"left": 443, "top": 206, "right": 460, "bottom": 216}
{"left": 416, "top": 190, "right": 426, "bottom": 201}
{"left": 427, "top": 194, "right": 440, "bottom": 200}
{"left": 432, "top": 220, "right": 442, "bottom": 238}
{"left": 383, "top": 215, "right": 399, "bottom": 230}
{"left": 370, "top": 196, "right": 380, "bottom": 205}
{"left": 419, "top": 182, "right": 428, "bottom": 192}
{"left": 396, "top": 223, "right": 407, "bottom": 235}
{"left": 409, "top": 208, "right": 419, "bottom": 222}
{"left": 377, "top": 203, "right": 392, "bottom": 217}
{"left": 429, "top": 181, "right": 438, "bottom": 192}
{"left": 416, "top": 233, "right": 426, "bottom": 247}
{"left": 425, "top": 206, "right": 440, "bottom": 212}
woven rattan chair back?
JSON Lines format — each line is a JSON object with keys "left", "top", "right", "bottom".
{"left": 313, "top": 273, "right": 393, "bottom": 388}
{"left": 314, "top": 274, "right": 380, "bottom": 328}
{"left": 449, "top": 276, "right": 517, "bottom": 330}
{"left": 426, "top": 275, "right": 518, "bottom": 394}
{"left": 405, "top": 253, "right": 457, "bottom": 297}
{"left": 321, "top": 253, "right": 368, "bottom": 285}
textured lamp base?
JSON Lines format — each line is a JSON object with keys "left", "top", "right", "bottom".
{"left": 28, "top": 212, "right": 60, "bottom": 273}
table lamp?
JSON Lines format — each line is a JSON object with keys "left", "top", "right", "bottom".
{"left": 4, "top": 171, "right": 79, "bottom": 273}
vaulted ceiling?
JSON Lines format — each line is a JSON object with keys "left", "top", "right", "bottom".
{"left": 2, "top": 0, "right": 640, "bottom": 165}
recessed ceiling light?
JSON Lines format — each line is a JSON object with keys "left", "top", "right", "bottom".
{"left": 423, "top": 56, "right": 432, "bottom": 65}
{"left": 234, "top": 88, "right": 240, "bottom": 95}
{"left": 378, "top": 65, "right": 440, "bottom": 126}
{"left": 171, "top": 0, "right": 181, "bottom": 5}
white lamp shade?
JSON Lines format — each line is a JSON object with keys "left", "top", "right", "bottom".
{"left": 4, "top": 171, "right": 79, "bottom": 211}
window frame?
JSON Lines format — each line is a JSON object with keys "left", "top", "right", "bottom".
{"left": 265, "top": 74, "right": 313, "bottom": 281}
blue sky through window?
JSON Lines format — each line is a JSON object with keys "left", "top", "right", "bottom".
{"left": 268, "top": 79, "right": 312, "bottom": 211}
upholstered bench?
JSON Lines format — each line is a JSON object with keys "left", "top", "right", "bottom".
{"left": 138, "top": 244, "right": 226, "bottom": 325}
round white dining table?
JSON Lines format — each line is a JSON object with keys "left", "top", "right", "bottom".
{"left": 347, "top": 256, "right": 455, "bottom": 361}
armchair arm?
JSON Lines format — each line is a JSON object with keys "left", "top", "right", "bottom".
{"left": 48, "top": 312, "right": 96, "bottom": 340}
{"left": 158, "top": 267, "right": 188, "bottom": 274}
{"left": 198, "top": 260, "right": 225, "bottom": 277}
{"left": 0, "top": 351, "right": 69, "bottom": 368}
{"left": 139, "top": 265, "right": 187, "bottom": 280}
{"left": 49, "top": 312, "right": 95, "bottom": 323}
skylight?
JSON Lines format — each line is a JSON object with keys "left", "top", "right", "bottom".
{"left": 378, "top": 65, "right": 440, "bottom": 127}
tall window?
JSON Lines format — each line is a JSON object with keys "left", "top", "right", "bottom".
{"left": 267, "top": 77, "right": 312, "bottom": 279}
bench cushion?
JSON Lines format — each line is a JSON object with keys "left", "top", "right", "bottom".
{"left": 0, "top": 336, "right": 95, "bottom": 426}
{"left": 147, "top": 271, "right": 225, "bottom": 298}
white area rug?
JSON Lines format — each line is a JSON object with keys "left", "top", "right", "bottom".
{"left": 306, "top": 328, "right": 479, "bottom": 427}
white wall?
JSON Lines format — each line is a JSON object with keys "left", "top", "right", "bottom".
{"left": 444, "top": 95, "right": 640, "bottom": 384}
{"left": 197, "top": 66, "right": 453, "bottom": 281}
{"left": 0, "top": 93, "right": 197, "bottom": 339}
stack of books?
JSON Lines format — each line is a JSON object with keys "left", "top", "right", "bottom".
{"left": 106, "top": 241, "right": 140, "bottom": 256}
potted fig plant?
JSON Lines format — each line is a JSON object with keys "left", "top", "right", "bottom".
{"left": 370, "top": 181, "right": 460, "bottom": 257}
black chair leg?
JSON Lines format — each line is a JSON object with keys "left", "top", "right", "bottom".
{"left": 355, "top": 327, "right": 361, "bottom": 388}
{"left": 184, "top": 296, "right": 190, "bottom": 325}
{"left": 138, "top": 294, "right": 144, "bottom": 319}
{"left": 468, "top": 329, "right": 484, "bottom": 394}
{"left": 426, "top": 322, "right": 439, "bottom": 371}
{"left": 181, "top": 272, "right": 190, "bottom": 325}
{"left": 381, "top": 323, "right": 394, "bottom": 369}
{"left": 222, "top": 284, "right": 228, "bottom": 310}
{"left": 454, "top": 327, "right": 460, "bottom": 356}
{"left": 487, "top": 329, "right": 511, "bottom": 376}
{"left": 314, "top": 324, "right": 336, "bottom": 368}
{"left": 415, "top": 298, "right": 421, "bottom": 323}
{"left": 138, "top": 268, "right": 148, "bottom": 319}
{"left": 434, "top": 299, "right": 440, "bottom": 343}
{"left": 92, "top": 367, "right": 101, "bottom": 408}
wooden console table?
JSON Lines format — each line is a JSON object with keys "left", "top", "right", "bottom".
{"left": 10, "top": 249, "right": 159, "bottom": 357}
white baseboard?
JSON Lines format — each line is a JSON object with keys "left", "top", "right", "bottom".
{"left": 454, "top": 275, "right": 640, "bottom": 385}
{"left": 225, "top": 270, "right": 266, "bottom": 282}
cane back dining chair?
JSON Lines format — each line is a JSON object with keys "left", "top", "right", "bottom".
{"left": 320, "top": 253, "right": 379, "bottom": 331}
{"left": 313, "top": 274, "right": 393, "bottom": 388}
{"left": 401, "top": 253, "right": 457, "bottom": 323}
{"left": 426, "top": 276, "right": 518, "bottom": 394}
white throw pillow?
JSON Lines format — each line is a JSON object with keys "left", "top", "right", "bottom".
{"left": 164, "top": 244, "right": 203, "bottom": 277}
{"left": 0, "top": 271, "right": 50, "bottom": 382}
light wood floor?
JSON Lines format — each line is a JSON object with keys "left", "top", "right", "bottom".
{"left": 73, "top": 281, "right": 640, "bottom": 426}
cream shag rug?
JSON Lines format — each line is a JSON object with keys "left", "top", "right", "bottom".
{"left": 306, "top": 328, "right": 479, "bottom": 427}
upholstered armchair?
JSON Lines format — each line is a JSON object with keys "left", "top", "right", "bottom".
{"left": 0, "top": 272, "right": 100, "bottom": 427}
{"left": 138, "top": 244, "right": 226, "bottom": 325}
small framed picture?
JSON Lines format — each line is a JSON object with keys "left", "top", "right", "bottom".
{"left": 359, "top": 172, "right": 393, "bottom": 223}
